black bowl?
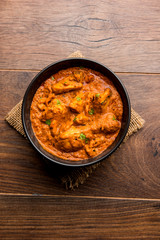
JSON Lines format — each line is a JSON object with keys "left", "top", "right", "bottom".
{"left": 22, "top": 58, "right": 131, "bottom": 167}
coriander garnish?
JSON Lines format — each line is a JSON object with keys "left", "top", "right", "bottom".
{"left": 45, "top": 119, "right": 51, "bottom": 126}
{"left": 80, "top": 133, "right": 86, "bottom": 140}
{"left": 80, "top": 133, "right": 89, "bottom": 143}
{"left": 73, "top": 117, "right": 77, "bottom": 122}
{"left": 113, "top": 116, "right": 116, "bottom": 120}
{"left": 95, "top": 93, "right": 100, "bottom": 98}
{"left": 51, "top": 76, "right": 55, "bottom": 80}
{"left": 88, "top": 108, "right": 94, "bottom": 115}
{"left": 76, "top": 97, "right": 81, "bottom": 101}
{"left": 57, "top": 100, "right": 61, "bottom": 105}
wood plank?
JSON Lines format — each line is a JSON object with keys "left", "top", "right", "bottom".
{"left": 0, "top": 0, "right": 160, "bottom": 73}
{"left": 0, "top": 195, "right": 160, "bottom": 239}
{"left": 0, "top": 71, "right": 159, "bottom": 198}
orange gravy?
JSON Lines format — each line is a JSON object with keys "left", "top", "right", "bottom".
{"left": 30, "top": 67, "right": 123, "bottom": 160}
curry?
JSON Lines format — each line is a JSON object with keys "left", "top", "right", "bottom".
{"left": 30, "top": 67, "right": 123, "bottom": 160}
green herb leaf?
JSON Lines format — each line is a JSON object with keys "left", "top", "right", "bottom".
{"left": 88, "top": 108, "right": 94, "bottom": 115}
{"left": 40, "top": 97, "right": 42, "bottom": 99}
{"left": 57, "top": 100, "right": 61, "bottom": 105}
{"left": 113, "top": 116, "right": 116, "bottom": 120}
{"left": 80, "top": 133, "right": 89, "bottom": 143}
{"left": 73, "top": 117, "right": 77, "bottom": 122}
{"left": 45, "top": 119, "right": 51, "bottom": 126}
{"left": 79, "top": 66, "right": 84, "bottom": 69}
{"left": 95, "top": 93, "right": 100, "bottom": 98}
{"left": 51, "top": 76, "right": 55, "bottom": 80}
{"left": 76, "top": 97, "right": 81, "bottom": 101}
{"left": 80, "top": 133, "right": 86, "bottom": 140}
{"left": 64, "top": 81, "right": 67, "bottom": 84}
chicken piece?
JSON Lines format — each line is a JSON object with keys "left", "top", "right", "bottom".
{"left": 55, "top": 139, "right": 73, "bottom": 152}
{"left": 89, "top": 135, "right": 106, "bottom": 148}
{"left": 69, "top": 95, "right": 84, "bottom": 113}
{"left": 91, "top": 113, "right": 121, "bottom": 133}
{"left": 64, "top": 75, "right": 75, "bottom": 81}
{"left": 100, "top": 88, "right": 112, "bottom": 104}
{"left": 84, "top": 145, "right": 98, "bottom": 157}
{"left": 93, "top": 88, "right": 112, "bottom": 112}
{"left": 85, "top": 135, "right": 109, "bottom": 157}
{"left": 56, "top": 138, "right": 83, "bottom": 152}
{"left": 74, "top": 112, "right": 89, "bottom": 125}
{"left": 91, "top": 121, "right": 101, "bottom": 133}
{"left": 84, "top": 92, "right": 95, "bottom": 115}
{"left": 57, "top": 125, "right": 92, "bottom": 152}
{"left": 107, "top": 96, "right": 123, "bottom": 120}
{"left": 59, "top": 126, "right": 81, "bottom": 140}
{"left": 85, "top": 74, "right": 94, "bottom": 83}
{"left": 42, "top": 99, "right": 67, "bottom": 120}
{"left": 50, "top": 120, "right": 60, "bottom": 136}
{"left": 60, "top": 118, "right": 73, "bottom": 132}
{"left": 73, "top": 71, "right": 84, "bottom": 82}
{"left": 52, "top": 75, "right": 83, "bottom": 93}
{"left": 73, "top": 70, "right": 92, "bottom": 83}
{"left": 60, "top": 126, "right": 92, "bottom": 141}
{"left": 56, "top": 126, "right": 83, "bottom": 152}
{"left": 101, "top": 113, "right": 121, "bottom": 133}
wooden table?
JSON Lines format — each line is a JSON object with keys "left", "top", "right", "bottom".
{"left": 0, "top": 0, "right": 160, "bottom": 239}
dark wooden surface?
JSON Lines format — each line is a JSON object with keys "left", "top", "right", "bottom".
{"left": 1, "top": 0, "right": 160, "bottom": 73}
{"left": 0, "top": 196, "right": 160, "bottom": 239}
{"left": 0, "top": 0, "right": 160, "bottom": 239}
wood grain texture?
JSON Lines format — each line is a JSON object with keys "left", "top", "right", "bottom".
{"left": 0, "top": 195, "right": 160, "bottom": 239}
{"left": 0, "top": 0, "right": 160, "bottom": 73}
{"left": 0, "top": 71, "right": 159, "bottom": 198}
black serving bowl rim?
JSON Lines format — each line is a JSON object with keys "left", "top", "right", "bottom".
{"left": 22, "top": 58, "right": 131, "bottom": 167}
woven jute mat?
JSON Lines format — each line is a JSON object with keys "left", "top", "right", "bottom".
{"left": 5, "top": 51, "right": 145, "bottom": 189}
